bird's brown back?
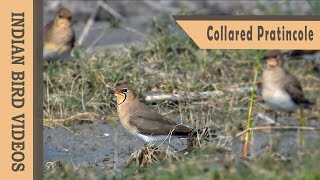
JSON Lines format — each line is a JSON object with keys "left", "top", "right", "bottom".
{"left": 118, "top": 100, "right": 191, "bottom": 136}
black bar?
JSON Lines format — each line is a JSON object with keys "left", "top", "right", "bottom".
{"left": 33, "top": 0, "right": 43, "bottom": 179}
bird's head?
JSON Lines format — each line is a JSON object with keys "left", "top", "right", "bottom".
{"left": 111, "top": 85, "right": 137, "bottom": 105}
{"left": 54, "top": 7, "right": 73, "bottom": 27}
{"left": 263, "top": 50, "right": 285, "bottom": 69}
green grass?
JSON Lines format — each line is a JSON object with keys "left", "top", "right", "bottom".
{"left": 45, "top": 144, "right": 320, "bottom": 180}
{"left": 125, "top": 147, "right": 320, "bottom": 180}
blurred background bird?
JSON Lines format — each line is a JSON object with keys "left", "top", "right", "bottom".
{"left": 288, "top": 50, "right": 320, "bottom": 74}
{"left": 262, "top": 50, "right": 313, "bottom": 122}
{"left": 43, "top": 7, "right": 75, "bottom": 63}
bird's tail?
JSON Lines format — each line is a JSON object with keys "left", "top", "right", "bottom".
{"left": 289, "top": 50, "right": 304, "bottom": 57}
{"left": 301, "top": 98, "right": 315, "bottom": 109}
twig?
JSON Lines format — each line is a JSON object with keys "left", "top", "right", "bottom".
{"left": 257, "top": 113, "right": 276, "bottom": 124}
{"left": 97, "top": 1, "right": 123, "bottom": 20}
{"left": 143, "top": 0, "right": 173, "bottom": 14}
{"left": 161, "top": 110, "right": 175, "bottom": 116}
{"left": 123, "top": 26, "right": 147, "bottom": 38}
{"left": 144, "top": 91, "right": 222, "bottom": 102}
{"left": 81, "top": 81, "right": 86, "bottom": 111}
{"left": 54, "top": 122, "right": 74, "bottom": 133}
{"left": 43, "top": 124, "right": 54, "bottom": 129}
{"left": 143, "top": 86, "right": 253, "bottom": 102}
{"left": 86, "top": 27, "right": 107, "bottom": 52}
{"left": 43, "top": 112, "right": 100, "bottom": 123}
{"left": 77, "top": 3, "right": 99, "bottom": 46}
{"left": 235, "top": 126, "right": 318, "bottom": 138}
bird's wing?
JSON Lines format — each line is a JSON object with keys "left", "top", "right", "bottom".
{"left": 43, "top": 21, "right": 54, "bottom": 43}
{"left": 129, "top": 111, "right": 191, "bottom": 136}
{"left": 283, "top": 71, "right": 309, "bottom": 105}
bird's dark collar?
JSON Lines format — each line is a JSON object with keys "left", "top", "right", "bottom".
{"left": 118, "top": 93, "right": 127, "bottom": 105}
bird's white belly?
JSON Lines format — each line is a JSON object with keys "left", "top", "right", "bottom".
{"left": 263, "top": 89, "right": 298, "bottom": 112}
{"left": 132, "top": 131, "right": 175, "bottom": 144}
{"left": 303, "top": 52, "right": 320, "bottom": 61}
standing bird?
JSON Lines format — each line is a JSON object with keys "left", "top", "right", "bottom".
{"left": 262, "top": 50, "right": 313, "bottom": 120}
{"left": 43, "top": 7, "right": 75, "bottom": 62}
{"left": 111, "top": 85, "right": 193, "bottom": 145}
{"left": 289, "top": 50, "right": 320, "bottom": 73}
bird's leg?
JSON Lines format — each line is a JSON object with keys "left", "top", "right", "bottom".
{"left": 273, "top": 111, "right": 279, "bottom": 126}
{"left": 187, "top": 137, "right": 199, "bottom": 150}
{"left": 261, "top": 109, "right": 278, "bottom": 125}
{"left": 257, "top": 113, "right": 276, "bottom": 125}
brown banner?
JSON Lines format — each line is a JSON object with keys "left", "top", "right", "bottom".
{"left": 0, "top": 0, "right": 34, "bottom": 179}
{"left": 173, "top": 16, "right": 320, "bottom": 49}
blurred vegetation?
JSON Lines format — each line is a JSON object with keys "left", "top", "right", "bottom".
{"left": 45, "top": 144, "right": 320, "bottom": 180}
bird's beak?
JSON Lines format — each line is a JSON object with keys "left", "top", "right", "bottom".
{"left": 109, "top": 89, "right": 115, "bottom": 95}
{"left": 262, "top": 55, "right": 269, "bottom": 61}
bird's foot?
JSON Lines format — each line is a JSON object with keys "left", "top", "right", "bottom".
{"left": 257, "top": 113, "right": 278, "bottom": 125}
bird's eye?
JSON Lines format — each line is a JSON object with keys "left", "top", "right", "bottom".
{"left": 58, "top": 14, "right": 63, "bottom": 18}
{"left": 121, "top": 89, "right": 128, "bottom": 93}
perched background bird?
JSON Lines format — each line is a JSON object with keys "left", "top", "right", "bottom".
{"left": 43, "top": 7, "right": 75, "bottom": 62}
{"left": 111, "top": 85, "right": 193, "bottom": 144}
{"left": 262, "top": 50, "right": 313, "bottom": 119}
{"left": 289, "top": 50, "right": 320, "bottom": 73}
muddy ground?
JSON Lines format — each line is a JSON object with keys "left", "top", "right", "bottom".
{"left": 44, "top": 115, "right": 320, "bottom": 173}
